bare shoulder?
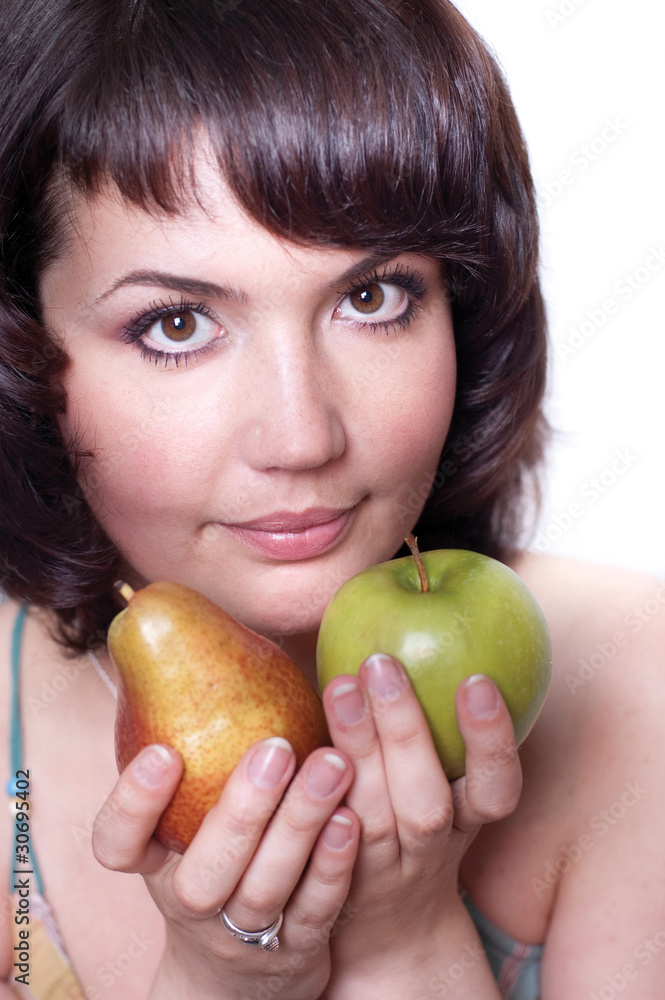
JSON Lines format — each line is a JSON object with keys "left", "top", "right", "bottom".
{"left": 514, "top": 550, "right": 665, "bottom": 686}
{"left": 511, "top": 555, "right": 665, "bottom": 986}
{"left": 514, "top": 549, "right": 665, "bottom": 827}
{"left": 515, "top": 548, "right": 664, "bottom": 625}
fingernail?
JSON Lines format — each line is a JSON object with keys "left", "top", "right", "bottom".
{"left": 330, "top": 681, "right": 367, "bottom": 726}
{"left": 306, "top": 752, "right": 347, "bottom": 799}
{"left": 248, "top": 737, "right": 293, "bottom": 789}
{"left": 133, "top": 744, "right": 173, "bottom": 789}
{"left": 464, "top": 675, "right": 499, "bottom": 719}
{"left": 362, "top": 654, "right": 408, "bottom": 702}
{"left": 322, "top": 813, "right": 354, "bottom": 851}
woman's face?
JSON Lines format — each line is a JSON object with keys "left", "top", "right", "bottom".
{"left": 40, "top": 152, "right": 456, "bottom": 649}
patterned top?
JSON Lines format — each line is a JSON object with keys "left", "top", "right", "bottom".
{"left": 461, "top": 889, "right": 543, "bottom": 999}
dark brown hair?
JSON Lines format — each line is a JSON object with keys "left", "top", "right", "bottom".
{"left": 0, "top": 0, "right": 548, "bottom": 654}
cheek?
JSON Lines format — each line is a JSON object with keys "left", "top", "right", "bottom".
{"left": 57, "top": 377, "right": 214, "bottom": 528}
{"left": 360, "top": 338, "right": 456, "bottom": 496}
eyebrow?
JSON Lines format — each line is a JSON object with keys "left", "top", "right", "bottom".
{"left": 94, "top": 271, "right": 248, "bottom": 305}
{"left": 93, "top": 253, "right": 396, "bottom": 305}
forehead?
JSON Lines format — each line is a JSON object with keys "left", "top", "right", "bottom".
{"left": 41, "top": 151, "right": 427, "bottom": 322}
{"left": 48, "top": 137, "right": 222, "bottom": 254}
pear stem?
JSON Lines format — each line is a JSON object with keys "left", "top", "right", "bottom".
{"left": 405, "top": 533, "right": 429, "bottom": 593}
{"left": 114, "top": 581, "right": 136, "bottom": 605}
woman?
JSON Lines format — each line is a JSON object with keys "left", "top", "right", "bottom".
{"left": 0, "top": 0, "right": 663, "bottom": 997}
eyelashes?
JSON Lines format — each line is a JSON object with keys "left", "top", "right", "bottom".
{"left": 337, "top": 264, "right": 426, "bottom": 333}
{"left": 121, "top": 297, "right": 222, "bottom": 367}
{"left": 121, "top": 264, "right": 428, "bottom": 367}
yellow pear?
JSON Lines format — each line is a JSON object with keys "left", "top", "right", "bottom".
{"left": 108, "top": 581, "right": 329, "bottom": 853}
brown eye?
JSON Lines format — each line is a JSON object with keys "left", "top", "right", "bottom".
{"left": 161, "top": 312, "right": 197, "bottom": 341}
{"left": 335, "top": 280, "right": 410, "bottom": 329}
{"left": 349, "top": 283, "right": 385, "bottom": 314}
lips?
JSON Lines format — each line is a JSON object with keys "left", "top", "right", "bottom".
{"left": 230, "top": 507, "right": 354, "bottom": 533}
{"left": 217, "top": 505, "right": 359, "bottom": 560}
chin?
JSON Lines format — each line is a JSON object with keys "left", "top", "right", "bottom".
{"left": 214, "top": 556, "right": 363, "bottom": 637}
{"left": 240, "top": 597, "right": 327, "bottom": 641}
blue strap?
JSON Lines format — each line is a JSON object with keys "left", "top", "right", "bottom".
{"left": 9, "top": 604, "right": 45, "bottom": 895}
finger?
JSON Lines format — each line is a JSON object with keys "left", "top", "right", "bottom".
{"left": 92, "top": 744, "right": 182, "bottom": 874}
{"left": 451, "top": 674, "right": 522, "bottom": 832}
{"left": 284, "top": 807, "right": 360, "bottom": 948}
{"left": 222, "top": 747, "right": 354, "bottom": 934}
{"left": 322, "top": 672, "right": 397, "bottom": 852}
{"left": 358, "top": 654, "right": 453, "bottom": 853}
{"left": 171, "top": 737, "right": 296, "bottom": 918}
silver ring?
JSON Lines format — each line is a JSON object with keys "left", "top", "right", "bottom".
{"left": 220, "top": 908, "right": 283, "bottom": 951}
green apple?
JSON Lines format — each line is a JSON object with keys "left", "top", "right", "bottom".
{"left": 316, "top": 537, "right": 551, "bottom": 779}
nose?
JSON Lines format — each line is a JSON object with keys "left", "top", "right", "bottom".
{"left": 238, "top": 326, "right": 346, "bottom": 473}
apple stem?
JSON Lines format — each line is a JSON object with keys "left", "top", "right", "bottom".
{"left": 405, "top": 533, "right": 429, "bottom": 593}
{"left": 114, "top": 581, "right": 136, "bottom": 605}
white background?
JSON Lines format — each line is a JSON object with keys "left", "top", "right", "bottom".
{"left": 456, "top": 0, "right": 665, "bottom": 578}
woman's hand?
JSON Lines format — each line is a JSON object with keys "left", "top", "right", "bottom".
{"left": 91, "top": 737, "right": 360, "bottom": 1000}
{"left": 321, "top": 654, "right": 523, "bottom": 998}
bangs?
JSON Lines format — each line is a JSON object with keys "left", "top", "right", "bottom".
{"left": 54, "top": 0, "right": 500, "bottom": 268}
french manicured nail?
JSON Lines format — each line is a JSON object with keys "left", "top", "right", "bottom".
{"left": 306, "top": 753, "right": 347, "bottom": 799}
{"left": 133, "top": 744, "right": 173, "bottom": 789}
{"left": 331, "top": 681, "right": 367, "bottom": 725}
{"left": 322, "top": 813, "right": 354, "bottom": 851}
{"left": 464, "top": 675, "right": 499, "bottom": 719}
{"left": 249, "top": 737, "right": 293, "bottom": 789}
{"left": 362, "top": 653, "right": 408, "bottom": 702}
